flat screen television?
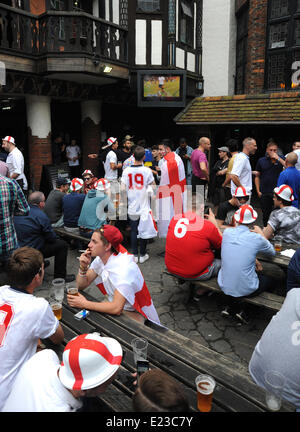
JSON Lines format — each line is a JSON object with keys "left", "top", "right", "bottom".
{"left": 137, "top": 70, "right": 186, "bottom": 107}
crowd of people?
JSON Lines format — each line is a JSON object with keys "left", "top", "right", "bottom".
{"left": 1, "top": 132, "right": 300, "bottom": 412}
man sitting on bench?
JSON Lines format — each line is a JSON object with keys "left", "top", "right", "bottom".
{"left": 218, "top": 204, "right": 275, "bottom": 324}
{"left": 216, "top": 186, "right": 249, "bottom": 229}
{"left": 67, "top": 225, "right": 161, "bottom": 325}
{"left": 165, "top": 193, "right": 222, "bottom": 299}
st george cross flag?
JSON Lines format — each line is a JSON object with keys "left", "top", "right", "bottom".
{"left": 92, "top": 252, "right": 161, "bottom": 326}
{"left": 157, "top": 152, "right": 186, "bottom": 238}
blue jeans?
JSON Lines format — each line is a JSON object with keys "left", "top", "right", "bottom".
{"left": 129, "top": 217, "right": 147, "bottom": 256}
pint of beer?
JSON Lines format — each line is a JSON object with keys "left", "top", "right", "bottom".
{"left": 51, "top": 302, "right": 62, "bottom": 320}
{"left": 195, "top": 374, "right": 216, "bottom": 412}
{"left": 67, "top": 286, "right": 79, "bottom": 296}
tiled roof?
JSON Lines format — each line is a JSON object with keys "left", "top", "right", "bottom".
{"left": 174, "top": 92, "right": 300, "bottom": 124}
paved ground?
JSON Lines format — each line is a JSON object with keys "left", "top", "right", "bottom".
{"left": 32, "top": 206, "right": 284, "bottom": 370}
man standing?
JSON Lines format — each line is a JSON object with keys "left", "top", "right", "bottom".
{"left": 121, "top": 146, "right": 156, "bottom": 264}
{"left": 190, "top": 137, "right": 211, "bottom": 196}
{"left": 157, "top": 139, "right": 186, "bottom": 238}
{"left": 263, "top": 185, "right": 300, "bottom": 245}
{"left": 65, "top": 138, "right": 81, "bottom": 178}
{"left": 14, "top": 191, "right": 75, "bottom": 282}
{"left": 103, "top": 137, "right": 122, "bottom": 196}
{"left": 222, "top": 139, "right": 239, "bottom": 200}
{"left": 254, "top": 141, "right": 285, "bottom": 226}
{"left": 0, "top": 175, "right": 29, "bottom": 265}
{"left": 67, "top": 225, "right": 161, "bottom": 325}
{"left": 218, "top": 204, "right": 275, "bottom": 323}
{"left": 211, "top": 146, "right": 230, "bottom": 206}
{"left": 277, "top": 152, "right": 300, "bottom": 208}
{"left": 0, "top": 247, "right": 64, "bottom": 411}
{"left": 230, "top": 137, "right": 257, "bottom": 199}
{"left": 175, "top": 138, "right": 193, "bottom": 185}
{"left": 2, "top": 136, "right": 28, "bottom": 194}
{"left": 44, "top": 176, "right": 70, "bottom": 227}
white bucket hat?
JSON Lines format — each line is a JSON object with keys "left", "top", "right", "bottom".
{"left": 234, "top": 204, "right": 258, "bottom": 224}
{"left": 274, "top": 184, "right": 294, "bottom": 202}
{"left": 70, "top": 178, "right": 84, "bottom": 192}
{"left": 59, "top": 333, "right": 123, "bottom": 390}
{"left": 95, "top": 178, "right": 110, "bottom": 192}
{"left": 233, "top": 186, "right": 250, "bottom": 198}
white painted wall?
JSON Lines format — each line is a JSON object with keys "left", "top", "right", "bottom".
{"left": 151, "top": 20, "right": 162, "bottom": 65}
{"left": 202, "top": 0, "right": 236, "bottom": 97}
{"left": 176, "top": 47, "right": 185, "bottom": 69}
{"left": 136, "top": 20, "right": 147, "bottom": 64}
{"left": 113, "top": 0, "right": 119, "bottom": 24}
{"left": 26, "top": 96, "right": 51, "bottom": 138}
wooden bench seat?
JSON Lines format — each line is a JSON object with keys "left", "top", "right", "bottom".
{"left": 163, "top": 270, "right": 284, "bottom": 312}
{"left": 53, "top": 227, "right": 90, "bottom": 244}
{"left": 46, "top": 292, "right": 294, "bottom": 412}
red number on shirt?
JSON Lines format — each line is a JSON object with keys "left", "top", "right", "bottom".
{"left": 0, "top": 303, "right": 14, "bottom": 347}
{"left": 128, "top": 173, "right": 145, "bottom": 190}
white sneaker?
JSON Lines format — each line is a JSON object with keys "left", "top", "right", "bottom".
{"left": 139, "top": 254, "right": 149, "bottom": 264}
{"left": 134, "top": 255, "right": 139, "bottom": 263}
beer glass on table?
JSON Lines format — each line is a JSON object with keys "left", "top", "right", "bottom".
{"left": 195, "top": 374, "right": 216, "bottom": 412}
{"left": 51, "top": 278, "right": 65, "bottom": 302}
{"left": 49, "top": 299, "right": 62, "bottom": 321}
{"left": 274, "top": 239, "right": 282, "bottom": 253}
{"left": 66, "top": 283, "right": 78, "bottom": 296}
{"left": 131, "top": 337, "right": 148, "bottom": 364}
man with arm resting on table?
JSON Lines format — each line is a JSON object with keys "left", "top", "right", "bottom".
{"left": 67, "top": 225, "right": 161, "bottom": 325}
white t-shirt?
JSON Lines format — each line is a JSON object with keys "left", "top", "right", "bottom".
{"left": 121, "top": 165, "right": 154, "bottom": 216}
{"left": 0, "top": 286, "right": 59, "bottom": 410}
{"left": 294, "top": 149, "right": 300, "bottom": 171}
{"left": 2, "top": 349, "right": 82, "bottom": 412}
{"left": 230, "top": 152, "right": 252, "bottom": 195}
{"left": 6, "top": 147, "right": 28, "bottom": 190}
{"left": 66, "top": 145, "right": 80, "bottom": 167}
{"left": 104, "top": 150, "right": 118, "bottom": 180}
{"left": 91, "top": 255, "right": 135, "bottom": 311}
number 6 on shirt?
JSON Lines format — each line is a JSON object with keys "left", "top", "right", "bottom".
{"left": 174, "top": 218, "right": 189, "bottom": 239}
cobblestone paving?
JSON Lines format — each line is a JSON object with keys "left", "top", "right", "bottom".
{"left": 33, "top": 230, "right": 278, "bottom": 370}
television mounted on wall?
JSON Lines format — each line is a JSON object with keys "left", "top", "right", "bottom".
{"left": 137, "top": 70, "right": 186, "bottom": 107}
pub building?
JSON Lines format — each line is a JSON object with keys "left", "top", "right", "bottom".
{"left": 0, "top": 0, "right": 203, "bottom": 192}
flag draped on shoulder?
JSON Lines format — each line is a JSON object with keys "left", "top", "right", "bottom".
{"left": 157, "top": 152, "right": 186, "bottom": 238}
{"left": 94, "top": 251, "right": 161, "bottom": 326}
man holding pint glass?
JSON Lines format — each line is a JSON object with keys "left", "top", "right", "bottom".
{"left": 0, "top": 247, "right": 64, "bottom": 411}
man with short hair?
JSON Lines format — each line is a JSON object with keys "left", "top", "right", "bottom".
{"left": 230, "top": 137, "right": 257, "bottom": 199}
{"left": 67, "top": 225, "right": 161, "bottom": 325}
{"left": 157, "top": 139, "right": 186, "bottom": 238}
{"left": 175, "top": 138, "right": 193, "bottom": 185}
{"left": 104, "top": 137, "right": 122, "bottom": 195}
{"left": 254, "top": 141, "right": 285, "bottom": 226}
{"left": 218, "top": 204, "right": 275, "bottom": 323}
{"left": 14, "top": 191, "right": 75, "bottom": 282}
{"left": 82, "top": 169, "right": 98, "bottom": 194}
{"left": 2, "top": 135, "right": 28, "bottom": 193}
{"left": 0, "top": 246, "right": 64, "bottom": 411}
{"left": 44, "top": 176, "right": 70, "bottom": 227}
{"left": 63, "top": 178, "right": 85, "bottom": 235}
{"left": 121, "top": 146, "right": 156, "bottom": 263}
{"left": 222, "top": 139, "right": 239, "bottom": 200}
{"left": 2, "top": 333, "right": 122, "bottom": 412}
{"left": 211, "top": 146, "right": 230, "bottom": 206}
{"left": 190, "top": 137, "right": 211, "bottom": 195}
{"left": 65, "top": 138, "right": 81, "bottom": 178}
{"left": 0, "top": 175, "right": 29, "bottom": 265}
{"left": 263, "top": 184, "right": 300, "bottom": 245}
{"left": 277, "top": 152, "right": 300, "bottom": 208}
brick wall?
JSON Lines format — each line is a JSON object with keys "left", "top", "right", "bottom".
{"left": 81, "top": 117, "right": 101, "bottom": 176}
{"left": 27, "top": 129, "right": 52, "bottom": 190}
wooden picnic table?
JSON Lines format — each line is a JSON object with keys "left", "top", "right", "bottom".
{"left": 43, "top": 291, "right": 295, "bottom": 413}
{"left": 257, "top": 242, "right": 298, "bottom": 269}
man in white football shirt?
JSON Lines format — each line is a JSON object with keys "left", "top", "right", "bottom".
{"left": 2, "top": 135, "right": 28, "bottom": 194}
{"left": 0, "top": 247, "right": 64, "bottom": 410}
{"left": 230, "top": 137, "right": 257, "bottom": 200}
{"left": 121, "top": 146, "right": 156, "bottom": 263}
{"left": 104, "top": 137, "right": 122, "bottom": 195}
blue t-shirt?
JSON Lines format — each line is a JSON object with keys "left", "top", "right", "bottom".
{"left": 255, "top": 156, "right": 284, "bottom": 194}
{"left": 63, "top": 192, "right": 85, "bottom": 228}
{"left": 277, "top": 167, "right": 300, "bottom": 208}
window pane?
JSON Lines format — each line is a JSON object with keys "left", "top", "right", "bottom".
{"left": 137, "top": 0, "right": 160, "bottom": 12}
{"left": 181, "top": 0, "right": 193, "bottom": 18}
{"left": 297, "top": 0, "right": 300, "bottom": 12}
{"left": 268, "top": 53, "right": 286, "bottom": 89}
{"left": 270, "top": 0, "right": 289, "bottom": 19}
{"left": 269, "top": 22, "right": 288, "bottom": 48}
{"left": 295, "top": 20, "right": 300, "bottom": 45}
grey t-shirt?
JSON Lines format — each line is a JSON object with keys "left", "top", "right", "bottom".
{"left": 44, "top": 189, "right": 64, "bottom": 224}
{"left": 249, "top": 288, "right": 300, "bottom": 408}
{"left": 268, "top": 206, "right": 300, "bottom": 245}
